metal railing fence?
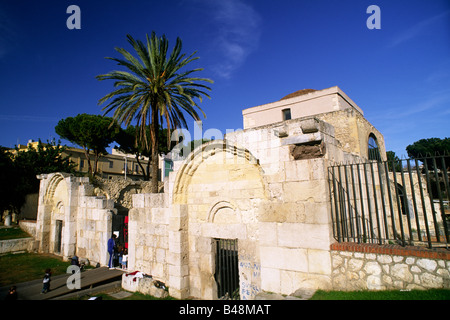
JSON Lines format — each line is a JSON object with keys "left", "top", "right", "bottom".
{"left": 328, "top": 155, "right": 450, "bottom": 249}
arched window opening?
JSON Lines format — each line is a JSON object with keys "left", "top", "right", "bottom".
{"left": 368, "top": 133, "right": 381, "bottom": 161}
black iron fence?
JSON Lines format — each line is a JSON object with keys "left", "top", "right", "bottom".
{"left": 328, "top": 155, "right": 450, "bottom": 249}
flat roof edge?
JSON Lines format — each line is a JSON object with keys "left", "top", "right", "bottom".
{"left": 242, "top": 86, "right": 364, "bottom": 116}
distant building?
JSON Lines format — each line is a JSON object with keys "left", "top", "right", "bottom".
{"left": 14, "top": 140, "right": 169, "bottom": 181}
{"left": 242, "top": 86, "right": 385, "bottom": 161}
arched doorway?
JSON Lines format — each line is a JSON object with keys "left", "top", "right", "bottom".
{"left": 172, "top": 140, "right": 268, "bottom": 299}
{"left": 36, "top": 173, "right": 76, "bottom": 257}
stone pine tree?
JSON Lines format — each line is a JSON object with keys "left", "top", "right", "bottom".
{"left": 406, "top": 137, "right": 450, "bottom": 170}
{"left": 96, "top": 32, "right": 212, "bottom": 193}
{"left": 55, "top": 114, "right": 120, "bottom": 176}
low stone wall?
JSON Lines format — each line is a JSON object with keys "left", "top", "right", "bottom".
{"left": 331, "top": 242, "right": 450, "bottom": 291}
{"left": 0, "top": 238, "right": 35, "bottom": 254}
{"left": 19, "top": 220, "right": 37, "bottom": 237}
{"left": 121, "top": 272, "right": 168, "bottom": 298}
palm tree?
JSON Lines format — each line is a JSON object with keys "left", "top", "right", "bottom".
{"left": 97, "top": 32, "right": 213, "bottom": 192}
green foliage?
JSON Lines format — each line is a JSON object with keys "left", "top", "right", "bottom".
{"left": 310, "top": 289, "right": 450, "bottom": 300}
{"left": 0, "top": 140, "right": 76, "bottom": 213}
{"left": 0, "top": 147, "right": 21, "bottom": 213}
{"left": 113, "top": 125, "right": 177, "bottom": 180}
{"left": 406, "top": 137, "right": 450, "bottom": 169}
{"left": 114, "top": 125, "right": 175, "bottom": 157}
{"left": 55, "top": 114, "right": 120, "bottom": 175}
{"left": 386, "top": 151, "right": 402, "bottom": 172}
{"left": 406, "top": 137, "right": 450, "bottom": 158}
{"left": 14, "top": 140, "right": 76, "bottom": 177}
{"left": 97, "top": 32, "right": 212, "bottom": 192}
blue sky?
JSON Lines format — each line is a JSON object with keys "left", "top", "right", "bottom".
{"left": 0, "top": 0, "right": 449, "bottom": 158}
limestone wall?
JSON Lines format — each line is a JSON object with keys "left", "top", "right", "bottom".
{"left": 127, "top": 192, "right": 170, "bottom": 281}
{"left": 226, "top": 117, "right": 354, "bottom": 295}
{"left": 317, "top": 108, "right": 386, "bottom": 161}
{"left": 35, "top": 173, "right": 83, "bottom": 257}
{"left": 19, "top": 220, "right": 36, "bottom": 237}
{"left": 124, "top": 116, "right": 367, "bottom": 300}
{"left": 331, "top": 243, "right": 450, "bottom": 290}
{"left": 76, "top": 189, "right": 114, "bottom": 266}
{"left": 183, "top": 149, "right": 265, "bottom": 299}
{"left": 35, "top": 173, "right": 116, "bottom": 266}
{"left": 0, "top": 237, "right": 34, "bottom": 254}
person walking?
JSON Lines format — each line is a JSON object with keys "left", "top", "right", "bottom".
{"left": 107, "top": 234, "right": 117, "bottom": 269}
{"left": 41, "top": 269, "right": 51, "bottom": 293}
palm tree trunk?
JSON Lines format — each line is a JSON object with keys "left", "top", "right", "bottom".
{"left": 135, "top": 155, "right": 148, "bottom": 181}
{"left": 150, "top": 105, "right": 159, "bottom": 193}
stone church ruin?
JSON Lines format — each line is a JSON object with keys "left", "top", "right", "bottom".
{"left": 33, "top": 86, "right": 449, "bottom": 299}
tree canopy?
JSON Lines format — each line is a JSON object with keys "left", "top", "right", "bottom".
{"left": 0, "top": 140, "right": 76, "bottom": 214}
{"left": 55, "top": 113, "right": 120, "bottom": 175}
{"left": 406, "top": 137, "right": 450, "bottom": 158}
{"left": 406, "top": 137, "right": 450, "bottom": 170}
{"left": 386, "top": 150, "right": 402, "bottom": 172}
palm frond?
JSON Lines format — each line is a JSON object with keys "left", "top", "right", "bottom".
{"left": 97, "top": 31, "right": 213, "bottom": 178}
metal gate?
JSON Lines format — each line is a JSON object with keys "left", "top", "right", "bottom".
{"left": 214, "top": 238, "right": 239, "bottom": 299}
{"left": 328, "top": 155, "right": 450, "bottom": 248}
{"left": 54, "top": 220, "right": 63, "bottom": 253}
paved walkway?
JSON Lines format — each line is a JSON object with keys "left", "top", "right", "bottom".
{"left": 0, "top": 267, "right": 125, "bottom": 300}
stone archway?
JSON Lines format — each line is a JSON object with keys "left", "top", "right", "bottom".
{"left": 35, "top": 173, "right": 77, "bottom": 257}
{"left": 171, "top": 140, "right": 268, "bottom": 300}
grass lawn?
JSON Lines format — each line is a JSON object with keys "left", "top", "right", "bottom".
{"left": 0, "top": 226, "right": 32, "bottom": 240}
{"left": 1, "top": 252, "right": 449, "bottom": 300}
{"left": 310, "top": 289, "right": 450, "bottom": 300}
{"left": 0, "top": 252, "right": 72, "bottom": 287}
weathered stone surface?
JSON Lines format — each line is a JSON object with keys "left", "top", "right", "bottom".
{"left": 331, "top": 251, "right": 449, "bottom": 291}
{"left": 417, "top": 259, "right": 437, "bottom": 272}
{"left": 391, "top": 264, "right": 413, "bottom": 282}
{"left": 290, "top": 288, "right": 317, "bottom": 300}
{"left": 254, "top": 292, "right": 285, "bottom": 300}
{"left": 290, "top": 141, "right": 326, "bottom": 160}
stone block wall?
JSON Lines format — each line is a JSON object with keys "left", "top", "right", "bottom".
{"left": 128, "top": 193, "right": 170, "bottom": 282}
{"left": 76, "top": 191, "right": 114, "bottom": 266}
{"left": 331, "top": 242, "right": 450, "bottom": 290}
{"left": 224, "top": 118, "right": 344, "bottom": 296}
{"left": 19, "top": 220, "right": 36, "bottom": 237}
{"left": 0, "top": 238, "right": 35, "bottom": 254}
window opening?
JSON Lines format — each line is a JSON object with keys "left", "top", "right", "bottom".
{"left": 282, "top": 108, "right": 291, "bottom": 121}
